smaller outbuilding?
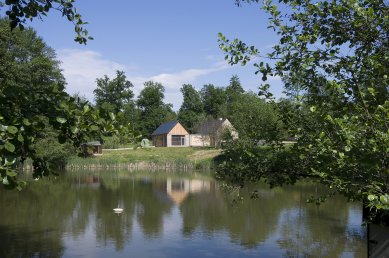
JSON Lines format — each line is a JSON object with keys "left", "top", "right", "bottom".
{"left": 82, "top": 141, "right": 102, "bottom": 155}
{"left": 151, "top": 121, "right": 189, "bottom": 147}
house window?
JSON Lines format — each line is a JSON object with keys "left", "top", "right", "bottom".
{"left": 171, "top": 135, "right": 185, "bottom": 146}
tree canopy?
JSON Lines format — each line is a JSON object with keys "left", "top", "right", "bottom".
{"left": 136, "top": 81, "right": 176, "bottom": 136}
{"left": 228, "top": 93, "right": 284, "bottom": 141}
{"left": 226, "top": 75, "right": 244, "bottom": 104}
{"left": 218, "top": 0, "right": 389, "bottom": 214}
{"left": 177, "top": 84, "right": 204, "bottom": 133}
{"left": 201, "top": 84, "right": 227, "bottom": 119}
{"left": 0, "top": 19, "right": 120, "bottom": 189}
{"left": 94, "top": 70, "right": 135, "bottom": 114}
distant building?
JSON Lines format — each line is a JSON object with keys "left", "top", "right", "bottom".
{"left": 193, "top": 118, "right": 238, "bottom": 147}
{"left": 151, "top": 121, "right": 189, "bottom": 147}
{"left": 82, "top": 141, "right": 102, "bottom": 155}
{"left": 151, "top": 119, "right": 238, "bottom": 148}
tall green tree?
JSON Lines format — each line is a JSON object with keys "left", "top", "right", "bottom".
{"left": 177, "top": 84, "right": 204, "bottom": 133}
{"left": 228, "top": 93, "right": 285, "bottom": 141}
{"left": 136, "top": 81, "right": 176, "bottom": 136}
{"left": 226, "top": 75, "right": 244, "bottom": 104}
{"left": 219, "top": 0, "right": 389, "bottom": 214}
{"left": 0, "top": 19, "right": 123, "bottom": 189}
{"left": 200, "top": 84, "right": 227, "bottom": 119}
{"left": 122, "top": 102, "right": 139, "bottom": 127}
{"left": 94, "top": 71, "right": 134, "bottom": 114}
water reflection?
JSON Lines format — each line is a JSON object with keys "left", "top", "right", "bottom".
{"left": 153, "top": 178, "right": 212, "bottom": 206}
{"left": 0, "top": 171, "right": 366, "bottom": 257}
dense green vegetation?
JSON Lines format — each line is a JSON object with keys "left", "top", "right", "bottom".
{"left": 67, "top": 147, "right": 221, "bottom": 170}
{"left": 218, "top": 0, "right": 389, "bottom": 218}
{"left": 92, "top": 69, "right": 284, "bottom": 140}
{"left": 177, "top": 84, "right": 205, "bottom": 133}
{"left": 135, "top": 81, "right": 176, "bottom": 136}
{"left": 0, "top": 19, "right": 131, "bottom": 188}
{"left": 94, "top": 71, "right": 135, "bottom": 115}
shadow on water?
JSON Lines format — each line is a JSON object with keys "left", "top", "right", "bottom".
{"left": 0, "top": 170, "right": 370, "bottom": 257}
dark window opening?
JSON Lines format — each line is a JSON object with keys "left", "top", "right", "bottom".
{"left": 172, "top": 135, "right": 185, "bottom": 146}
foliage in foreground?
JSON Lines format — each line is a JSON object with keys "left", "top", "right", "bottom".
{"left": 218, "top": 0, "right": 389, "bottom": 215}
{"left": 0, "top": 0, "right": 91, "bottom": 44}
{"left": 0, "top": 20, "right": 132, "bottom": 189}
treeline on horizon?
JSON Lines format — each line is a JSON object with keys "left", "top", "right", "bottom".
{"left": 88, "top": 70, "right": 287, "bottom": 142}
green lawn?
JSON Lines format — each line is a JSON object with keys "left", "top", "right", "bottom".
{"left": 67, "top": 147, "right": 222, "bottom": 167}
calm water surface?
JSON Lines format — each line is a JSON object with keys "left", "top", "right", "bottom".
{"left": 0, "top": 171, "right": 366, "bottom": 257}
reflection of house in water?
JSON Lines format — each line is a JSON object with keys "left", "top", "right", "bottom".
{"left": 152, "top": 178, "right": 214, "bottom": 206}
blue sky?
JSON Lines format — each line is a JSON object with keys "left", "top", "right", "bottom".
{"left": 27, "top": 0, "right": 284, "bottom": 110}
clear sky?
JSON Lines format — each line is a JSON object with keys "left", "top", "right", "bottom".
{"left": 26, "top": 0, "right": 284, "bottom": 110}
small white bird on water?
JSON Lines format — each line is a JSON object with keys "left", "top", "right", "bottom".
{"left": 113, "top": 204, "right": 123, "bottom": 213}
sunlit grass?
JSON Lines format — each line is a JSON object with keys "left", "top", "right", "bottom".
{"left": 66, "top": 147, "right": 221, "bottom": 170}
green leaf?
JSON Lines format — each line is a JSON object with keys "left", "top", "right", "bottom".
{"left": 70, "top": 126, "right": 79, "bottom": 134}
{"left": 2, "top": 177, "right": 9, "bottom": 185}
{"left": 4, "top": 158, "right": 16, "bottom": 166}
{"left": 5, "top": 142, "right": 15, "bottom": 153}
{"left": 83, "top": 105, "right": 90, "bottom": 113}
{"left": 23, "top": 118, "right": 31, "bottom": 126}
{"left": 6, "top": 170, "right": 17, "bottom": 177}
{"left": 17, "top": 134, "right": 24, "bottom": 142}
{"left": 380, "top": 195, "right": 388, "bottom": 204}
{"left": 367, "top": 194, "right": 376, "bottom": 201}
{"left": 90, "top": 125, "right": 99, "bottom": 131}
{"left": 56, "top": 117, "right": 67, "bottom": 124}
{"left": 7, "top": 126, "right": 18, "bottom": 134}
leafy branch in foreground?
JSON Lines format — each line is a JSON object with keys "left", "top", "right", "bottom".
{"left": 0, "top": 19, "right": 131, "bottom": 189}
{"left": 217, "top": 0, "right": 389, "bottom": 215}
{"left": 0, "top": 0, "right": 92, "bottom": 44}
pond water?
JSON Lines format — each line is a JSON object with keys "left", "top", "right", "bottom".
{"left": 0, "top": 171, "right": 366, "bottom": 257}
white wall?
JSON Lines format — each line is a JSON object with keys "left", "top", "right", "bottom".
{"left": 189, "top": 134, "right": 210, "bottom": 147}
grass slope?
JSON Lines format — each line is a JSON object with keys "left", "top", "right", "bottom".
{"left": 67, "top": 147, "right": 221, "bottom": 167}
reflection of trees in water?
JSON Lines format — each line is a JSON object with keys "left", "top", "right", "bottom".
{"left": 94, "top": 184, "right": 135, "bottom": 251}
{"left": 133, "top": 178, "right": 173, "bottom": 238}
{"left": 0, "top": 173, "right": 366, "bottom": 257}
{"left": 180, "top": 181, "right": 366, "bottom": 256}
{"left": 180, "top": 182, "right": 293, "bottom": 248}
{"left": 0, "top": 179, "right": 75, "bottom": 258}
{"left": 274, "top": 183, "right": 367, "bottom": 257}
{"left": 0, "top": 173, "right": 137, "bottom": 254}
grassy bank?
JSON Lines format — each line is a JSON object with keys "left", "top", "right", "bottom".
{"left": 66, "top": 147, "right": 222, "bottom": 171}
